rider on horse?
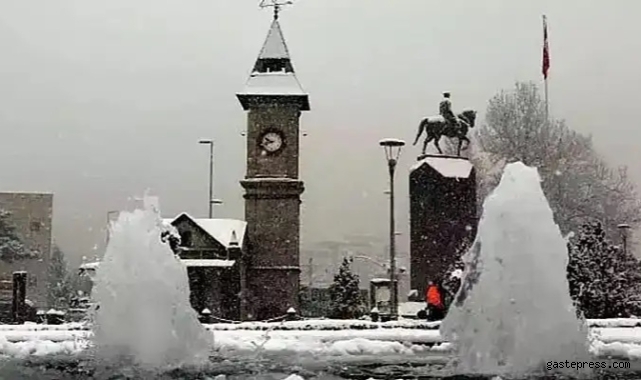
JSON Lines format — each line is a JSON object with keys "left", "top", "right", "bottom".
{"left": 439, "top": 92, "right": 468, "bottom": 133}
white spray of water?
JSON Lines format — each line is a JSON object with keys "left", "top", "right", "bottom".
{"left": 441, "top": 162, "right": 590, "bottom": 376}
{"left": 91, "top": 196, "right": 211, "bottom": 370}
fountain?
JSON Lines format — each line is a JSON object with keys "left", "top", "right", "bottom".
{"left": 91, "top": 196, "right": 212, "bottom": 371}
{"left": 441, "top": 162, "right": 591, "bottom": 376}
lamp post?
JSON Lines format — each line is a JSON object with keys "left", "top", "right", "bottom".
{"left": 199, "top": 139, "right": 223, "bottom": 218}
{"left": 618, "top": 223, "right": 631, "bottom": 256}
{"left": 379, "top": 138, "right": 405, "bottom": 320}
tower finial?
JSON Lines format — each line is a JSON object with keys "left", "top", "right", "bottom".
{"left": 259, "top": 0, "right": 294, "bottom": 21}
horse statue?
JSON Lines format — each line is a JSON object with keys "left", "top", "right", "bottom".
{"left": 412, "top": 109, "right": 477, "bottom": 157}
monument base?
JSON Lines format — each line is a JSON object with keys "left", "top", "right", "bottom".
{"left": 409, "top": 152, "right": 478, "bottom": 297}
{"left": 417, "top": 153, "right": 468, "bottom": 161}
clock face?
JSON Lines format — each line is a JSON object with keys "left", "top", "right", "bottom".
{"left": 260, "top": 131, "right": 283, "bottom": 153}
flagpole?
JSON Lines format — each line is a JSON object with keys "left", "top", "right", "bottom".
{"left": 545, "top": 72, "right": 549, "bottom": 120}
{"left": 542, "top": 15, "right": 550, "bottom": 120}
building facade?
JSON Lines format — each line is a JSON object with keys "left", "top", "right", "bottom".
{"left": 0, "top": 192, "right": 53, "bottom": 307}
{"left": 80, "top": 213, "right": 247, "bottom": 321}
{"left": 166, "top": 213, "right": 246, "bottom": 320}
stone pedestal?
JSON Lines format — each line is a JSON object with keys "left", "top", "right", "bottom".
{"left": 409, "top": 154, "right": 477, "bottom": 296}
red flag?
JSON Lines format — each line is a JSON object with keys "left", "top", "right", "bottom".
{"left": 542, "top": 15, "right": 550, "bottom": 79}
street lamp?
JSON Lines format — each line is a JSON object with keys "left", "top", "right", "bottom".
{"left": 618, "top": 223, "right": 631, "bottom": 256}
{"left": 199, "top": 139, "right": 223, "bottom": 218}
{"left": 379, "top": 137, "right": 405, "bottom": 320}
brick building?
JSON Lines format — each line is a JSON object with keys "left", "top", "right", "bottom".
{"left": 0, "top": 192, "right": 53, "bottom": 307}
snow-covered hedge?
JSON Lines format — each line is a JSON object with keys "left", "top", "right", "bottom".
{"left": 2, "top": 318, "right": 641, "bottom": 332}
{"left": 586, "top": 318, "right": 641, "bottom": 328}
{"left": 202, "top": 319, "right": 441, "bottom": 331}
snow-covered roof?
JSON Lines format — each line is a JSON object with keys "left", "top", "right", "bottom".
{"left": 0, "top": 191, "right": 53, "bottom": 195}
{"left": 165, "top": 213, "right": 247, "bottom": 249}
{"left": 240, "top": 72, "right": 307, "bottom": 96}
{"left": 241, "top": 177, "right": 302, "bottom": 183}
{"left": 181, "top": 259, "right": 236, "bottom": 268}
{"left": 257, "top": 18, "right": 290, "bottom": 60}
{"left": 410, "top": 155, "right": 473, "bottom": 179}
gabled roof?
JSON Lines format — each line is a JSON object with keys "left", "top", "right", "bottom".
{"left": 410, "top": 155, "right": 474, "bottom": 179}
{"left": 257, "top": 18, "right": 290, "bottom": 60}
{"left": 163, "top": 213, "right": 247, "bottom": 249}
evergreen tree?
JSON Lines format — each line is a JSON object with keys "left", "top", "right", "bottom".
{"left": 443, "top": 257, "right": 465, "bottom": 304}
{"left": 0, "top": 209, "right": 36, "bottom": 262}
{"left": 47, "top": 245, "right": 73, "bottom": 308}
{"left": 328, "top": 257, "right": 363, "bottom": 319}
{"left": 441, "top": 236, "right": 474, "bottom": 307}
{"left": 567, "top": 222, "right": 641, "bottom": 318}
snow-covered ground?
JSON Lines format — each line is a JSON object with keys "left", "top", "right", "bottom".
{"left": 1, "top": 319, "right": 641, "bottom": 361}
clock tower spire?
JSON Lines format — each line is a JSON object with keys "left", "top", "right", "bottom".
{"left": 236, "top": 4, "right": 310, "bottom": 321}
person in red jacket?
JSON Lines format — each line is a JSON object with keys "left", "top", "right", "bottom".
{"left": 425, "top": 280, "right": 445, "bottom": 321}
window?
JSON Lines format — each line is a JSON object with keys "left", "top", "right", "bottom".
{"left": 30, "top": 221, "right": 41, "bottom": 232}
{"left": 181, "top": 231, "right": 193, "bottom": 248}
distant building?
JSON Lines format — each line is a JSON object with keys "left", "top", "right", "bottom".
{"left": 0, "top": 192, "right": 54, "bottom": 307}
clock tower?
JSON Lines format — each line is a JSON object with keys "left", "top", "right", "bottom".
{"left": 236, "top": 9, "right": 310, "bottom": 320}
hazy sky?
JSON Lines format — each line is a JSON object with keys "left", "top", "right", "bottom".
{"left": 0, "top": 0, "right": 639, "bottom": 267}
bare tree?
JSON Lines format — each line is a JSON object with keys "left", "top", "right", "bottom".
{"left": 474, "top": 81, "right": 641, "bottom": 238}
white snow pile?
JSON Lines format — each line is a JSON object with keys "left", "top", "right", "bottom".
{"left": 0, "top": 334, "right": 88, "bottom": 358}
{"left": 202, "top": 319, "right": 440, "bottom": 331}
{"left": 0, "top": 322, "right": 88, "bottom": 332}
{"left": 2, "top": 318, "right": 641, "bottom": 360}
{"left": 2, "top": 324, "right": 641, "bottom": 360}
{"left": 587, "top": 318, "right": 641, "bottom": 328}
{"left": 0, "top": 328, "right": 442, "bottom": 359}
{"left": 5, "top": 318, "right": 640, "bottom": 333}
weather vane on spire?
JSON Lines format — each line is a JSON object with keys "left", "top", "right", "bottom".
{"left": 259, "top": 0, "right": 294, "bottom": 20}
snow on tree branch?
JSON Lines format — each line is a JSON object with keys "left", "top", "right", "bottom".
{"left": 472, "top": 81, "right": 641, "bottom": 240}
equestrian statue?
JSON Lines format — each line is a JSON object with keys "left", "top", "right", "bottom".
{"left": 412, "top": 91, "right": 477, "bottom": 157}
